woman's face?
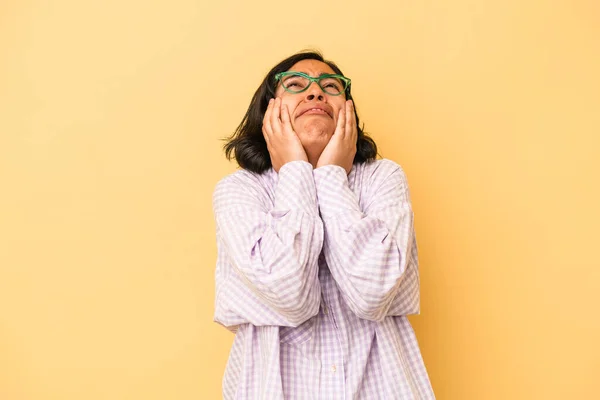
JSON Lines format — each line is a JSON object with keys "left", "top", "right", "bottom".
{"left": 274, "top": 59, "right": 348, "bottom": 150}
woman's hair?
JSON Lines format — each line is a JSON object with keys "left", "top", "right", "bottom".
{"left": 222, "top": 50, "right": 378, "bottom": 173}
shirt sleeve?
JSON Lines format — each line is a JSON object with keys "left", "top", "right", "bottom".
{"left": 213, "top": 161, "right": 323, "bottom": 330}
{"left": 313, "top": 160, "right": 420, "bottom": 322}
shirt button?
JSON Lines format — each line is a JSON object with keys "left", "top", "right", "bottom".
{"left": 323, "top": 305, "right": 328, "bottom": 314}
{"left": 331, "top": 364, "right": 337, "bottom": 373}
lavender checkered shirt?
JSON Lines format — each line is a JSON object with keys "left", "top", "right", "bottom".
{"left": 213, "top": 159, "right": 435, "bottom": 399}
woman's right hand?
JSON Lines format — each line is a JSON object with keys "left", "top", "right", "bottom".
{"left": 262, "top": 98, "right": 308, "bottom": 173}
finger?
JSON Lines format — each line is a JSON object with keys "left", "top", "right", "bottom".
{"left": 335, "top": 105, "right": 346, "bottom": 137}
{"left": 271, "top": 98, "right": 282, "bottom": 134}
{"left": 349, "top": 100, "right": 357, "bottom": 127}
{"left": 281, "top": 104, "right": 293, "bottom": 133}
{"left": 345, "top": 100, "right": 353, "bottom": 139}
{"left": 351, "top": 101, "right": 358, "bottom": 141}
{"left": 263, "top": 98, "right": 274, "bottom": 136}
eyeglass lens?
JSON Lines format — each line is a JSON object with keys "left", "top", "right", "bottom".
{"left": 281, "top": 74, "right": 345, "bottom": 95}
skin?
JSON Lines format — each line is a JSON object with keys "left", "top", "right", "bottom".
{"left": 261, "top": 59, "right": 358, "bottom": 174}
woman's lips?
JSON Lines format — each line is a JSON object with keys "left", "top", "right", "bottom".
{"left": 299, "top": 108, "right": 332, "bottom": 117}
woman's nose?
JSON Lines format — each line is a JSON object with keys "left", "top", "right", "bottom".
{"left": 304, "top": 82, "right": 325, "bottom": 101}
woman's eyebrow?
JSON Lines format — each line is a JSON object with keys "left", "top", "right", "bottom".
{"left": 291, "top": 71, "right": 335, "bottom": 77}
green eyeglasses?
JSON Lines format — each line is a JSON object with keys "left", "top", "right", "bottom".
{"left": 274, "top": 71, "right": 351, "bottom": 96}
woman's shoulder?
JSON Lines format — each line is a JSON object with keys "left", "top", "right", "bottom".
{"left": 356, "top": 158, "right": 407, "bottom": 182}
{"left": 353, "top": 159, "right": 412, "bottom": 205}
{"left": 213, "top": 167, "right": 275, "bottom": 202}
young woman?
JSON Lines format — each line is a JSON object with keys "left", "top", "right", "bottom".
{"left": 213, "top": 50, "right": 434, "bottom": 399}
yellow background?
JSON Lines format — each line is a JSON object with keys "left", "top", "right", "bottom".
{"left": 1, "top": 0, "right": 598, "bottom": 399}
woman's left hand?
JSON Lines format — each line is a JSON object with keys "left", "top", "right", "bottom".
{"left": 316, "top": 100, "right": 357, "bottom": 175}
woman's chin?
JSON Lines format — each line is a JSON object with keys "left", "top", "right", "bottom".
{"left": 299, "top": 132, "right": 333, "bottom": 149}
{"left": 296, "top": 121, "right": 334, "bottom": 140}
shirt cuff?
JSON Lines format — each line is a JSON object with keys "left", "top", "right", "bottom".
{"left": 313, "top": 164, "right": 362, "bottom": 218}
{"left": 273, "top": 160, "right": 319, "bottom": 216}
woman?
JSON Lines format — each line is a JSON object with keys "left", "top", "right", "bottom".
{"left": 213, "top": 51, "right": 435, "bottom": 399}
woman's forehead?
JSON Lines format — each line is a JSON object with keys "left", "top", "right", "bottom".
{"left": 287, "top": 59, "right": 336, "bottom": 76}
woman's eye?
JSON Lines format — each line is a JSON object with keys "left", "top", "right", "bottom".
{"left": 284, "top": 78, "right": 305, "bottom": 88}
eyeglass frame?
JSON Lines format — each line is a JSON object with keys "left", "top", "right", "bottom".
{"left": 274, "top": 71, "right": 351, "bottom": 96}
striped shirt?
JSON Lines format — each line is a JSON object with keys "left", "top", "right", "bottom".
{"left": 213, "top": 159, "right": 435, "bottom": 399}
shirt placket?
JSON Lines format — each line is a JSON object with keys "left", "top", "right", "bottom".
{"left": 319, "top": 255, "right": 347, "bottom": 400}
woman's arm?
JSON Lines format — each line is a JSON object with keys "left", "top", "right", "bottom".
{"left": 213, "top": 161, "right": 323, "bottom": 330}
{"left": 313, "top": 159, "right": 419, "bottom": 321}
